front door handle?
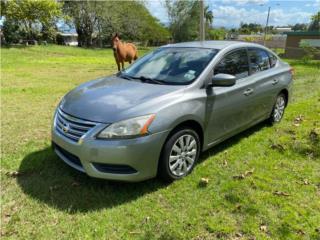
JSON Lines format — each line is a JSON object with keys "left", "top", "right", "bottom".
{"left": 272, "top": 79, "right": 279, "bottom": 85}
{"left": 243, "top": 88, "right": 254, "bottom": 96}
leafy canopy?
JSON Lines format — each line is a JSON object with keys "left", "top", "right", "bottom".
{"left": 308, "top": 11, "right": 320, "bottom": 31}
{"left": 62, "top": 0, "right": 170, "bottom": 47}
{"left": 165, "top": 0, "right": 213, "bottom": 42}
{"left": 5, "top": 0, "right": 61, "bottom": 25}
{"left": 3, "top": 0, "right": 62, "bottom": 40}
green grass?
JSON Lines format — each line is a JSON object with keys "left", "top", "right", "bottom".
{"left": 1, "top": 45, "right": 320, "bottom": 240}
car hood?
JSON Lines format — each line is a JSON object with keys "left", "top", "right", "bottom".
{"left": 60, "top": 75, "right": 183, "bottom": 123}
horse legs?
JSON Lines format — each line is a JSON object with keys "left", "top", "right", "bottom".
{"left": 114, "top": 59, "right": 121, "bottom": 71}
{"left": 121, "top": 61, "right": 124, "bottom": 70}
{"left": 114, "top": 52, "right": 121, "bottom": 71}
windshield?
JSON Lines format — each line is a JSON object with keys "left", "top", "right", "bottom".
{"left": 121, "top": 47, "right": 218, "bottom": 85}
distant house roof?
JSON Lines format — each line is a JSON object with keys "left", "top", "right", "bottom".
{"left": 275, "top": 27, "right": 292, "bottom": 32}
{"left": 57, "top": 32, "right": 78, "bottom": 37}
{"left": 285, "top": 31, "right": 320, "bottom": 36}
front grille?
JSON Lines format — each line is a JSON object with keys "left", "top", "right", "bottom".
{"left": 55, "top": 108, "right": 97, "bottom": 142}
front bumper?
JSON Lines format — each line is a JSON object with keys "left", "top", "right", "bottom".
{"left": 52, "top": 124, "right": 169, "bottom": 182}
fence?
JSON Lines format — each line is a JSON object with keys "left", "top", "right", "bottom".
{"left": 237, "top": 34, "right": 287, "bottom": 49}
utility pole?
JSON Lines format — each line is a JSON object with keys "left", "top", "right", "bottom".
{"left": 199, "top": 0, "right": 205, "bottom": 41}
{"left": 264, "top": 6, "right": 271, "bottom": 46}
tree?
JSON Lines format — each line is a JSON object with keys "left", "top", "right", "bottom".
{"left": 308, "top": 11, "right": 320, "bottom": 31}
{"left": 165, "top": 0, "right": 213, "bottom": 42}
{"left": 62, "top": 1, "right": 101, "bottom": 47}
{"left": 2, "top": 19, "right": 25, "bottom": 44}
{"left": 1, "top": 0, "right": 7, "bottom": 17}
{"left": 204, "top": 6, "right": 214, "bottom": 26}
{"left": 239, "top": 22, "right": 263, "bottom": 34}
{"left": 62, "top": 1, "right": 170, "bottom": 47}
{"left": 3, "top": 0, "right": 62, "bottom": 41}
{"left": 208, "top": 28, "right": 226, "bottom": 40}
{"left": 292, "top": 23, "right": 308, "bottom": 31}
{"left": 103, "top": 1, "right": 170, "bottom": 44}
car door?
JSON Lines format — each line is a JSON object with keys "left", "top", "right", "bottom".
{"left": 247, "top": 48, "right": 280, "bottom": 120}
{"left": 205, "top": 48, "right": 257, "bottom": 145}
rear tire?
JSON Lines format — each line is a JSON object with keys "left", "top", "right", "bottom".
{"left": 159, "top": 128, "right": 200, "bottom": 182}
{"left": 269, "top": 93, "right": 287, "bottom": 124}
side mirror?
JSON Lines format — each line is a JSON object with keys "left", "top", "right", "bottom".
{"left": 211, "top": 73, "right": 236, "bottom": 87}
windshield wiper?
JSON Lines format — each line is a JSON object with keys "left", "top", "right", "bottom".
{"left": 118, "top": 72, "right": 134, "bottom": 81}
{"left": 132, "top": 76, "right": 165, "bottom": 85}
{"left": 118, "top": 72, "right": 165, "bottom": 85}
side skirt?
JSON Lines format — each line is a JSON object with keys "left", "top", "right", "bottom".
{"left": 203, "top": 116, "right": 268, "bottom": 152}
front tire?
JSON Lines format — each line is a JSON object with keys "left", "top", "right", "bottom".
{"left": 159, "top": 128, "right": 200, "bottom": 182}
{"left": 269, "top": 93, "right": 287, "bottom": 124}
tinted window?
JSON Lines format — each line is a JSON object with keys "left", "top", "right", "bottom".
{"left": 214, "top": 49, "right": 249, "bottom": 79}
{"left": 123, "top": 47, "right": 218, "bottom": 85}
{"left": 268, "top": 52, "right": 278, "bottom": 68}
{"left": 248, "top": 48, "right": 270, "bottom": 73}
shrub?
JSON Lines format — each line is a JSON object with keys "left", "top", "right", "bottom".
{"left": 2, "top": 19, "right": 25, "bottom": 44}
{"left": 300, "top": 41, "right": 320, "bottom": 63}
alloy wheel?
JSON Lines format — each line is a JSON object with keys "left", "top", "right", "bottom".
{"left": 168, "top": 134, "right": 197, "bottom": 176}
{"left": 273, "top": 95, "right": 286, "bottom": 122}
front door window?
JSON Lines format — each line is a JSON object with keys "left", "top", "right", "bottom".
{"left": 214, "top": 49, "right": 249, "bottom": 79}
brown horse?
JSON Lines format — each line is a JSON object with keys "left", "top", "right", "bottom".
{"left": 112, "top": 33, "right": 138, "bottom": 71}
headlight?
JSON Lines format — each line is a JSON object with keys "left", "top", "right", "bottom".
{"left": 97, "top": 114, "right": 156, "bottom": 139}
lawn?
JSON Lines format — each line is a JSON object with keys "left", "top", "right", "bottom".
{"left": 1, "top": 45, "right": 320, "bottom": 240}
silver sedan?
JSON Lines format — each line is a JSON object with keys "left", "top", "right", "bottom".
{"left": 52, "top": 41, "right": 293, "bottom": 182}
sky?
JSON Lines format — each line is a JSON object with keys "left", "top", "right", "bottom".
{"left": 145, "top": 0, "right": 320, "bottom": 28}
{"left": 1, "top": 0, "right": 318, "bottom": 30}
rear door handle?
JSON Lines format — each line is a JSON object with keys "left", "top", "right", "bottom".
{"left": 272, "top": 79, "right": 279, "bottom": 85}
{"left": 243, "top": 88, "right": 254, "bottom": 96}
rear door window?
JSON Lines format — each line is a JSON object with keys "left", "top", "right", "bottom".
{"left": 248, "top": 48, "right": 270, "bottom": 74}
{"left": 268, "top": 52, "right": 278, "bottom": 68}
{"left": 214, "top": 49, "right": 249, "bottom": 79}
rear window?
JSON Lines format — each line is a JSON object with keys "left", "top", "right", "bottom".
{"left": 248, "top": 48, "right": 270, "bottom": 74}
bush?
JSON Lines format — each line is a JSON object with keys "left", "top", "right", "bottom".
{"left": 41, "top": 25, "right": 57, "bottom": 43}
{"left": 2, "top": 19, "right": 25, "bottom": 44}
{"left": 243, "top": 36, "right": 256, "bottom": 42}
{"left": 300, "top": 41, "right": 320, "bottom": 63}
{"left": 208, "top": 28, "right": 226, "bottom": 40}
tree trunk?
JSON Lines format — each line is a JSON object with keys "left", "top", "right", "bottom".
{"left": 85, "top": 34, "right": 92, "bottom": 47}
{"left": 76, "top": 27, "right": 93, "bottom": 47}
{"left": 28, "top": 21, "right": 33, "bottom": 40}
{"left": 76, "top": 28, "right": 85, "bottom": 47}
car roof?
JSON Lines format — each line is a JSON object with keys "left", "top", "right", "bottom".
{"left": 163, "top": 40, "right": 265, "bottom": 50}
